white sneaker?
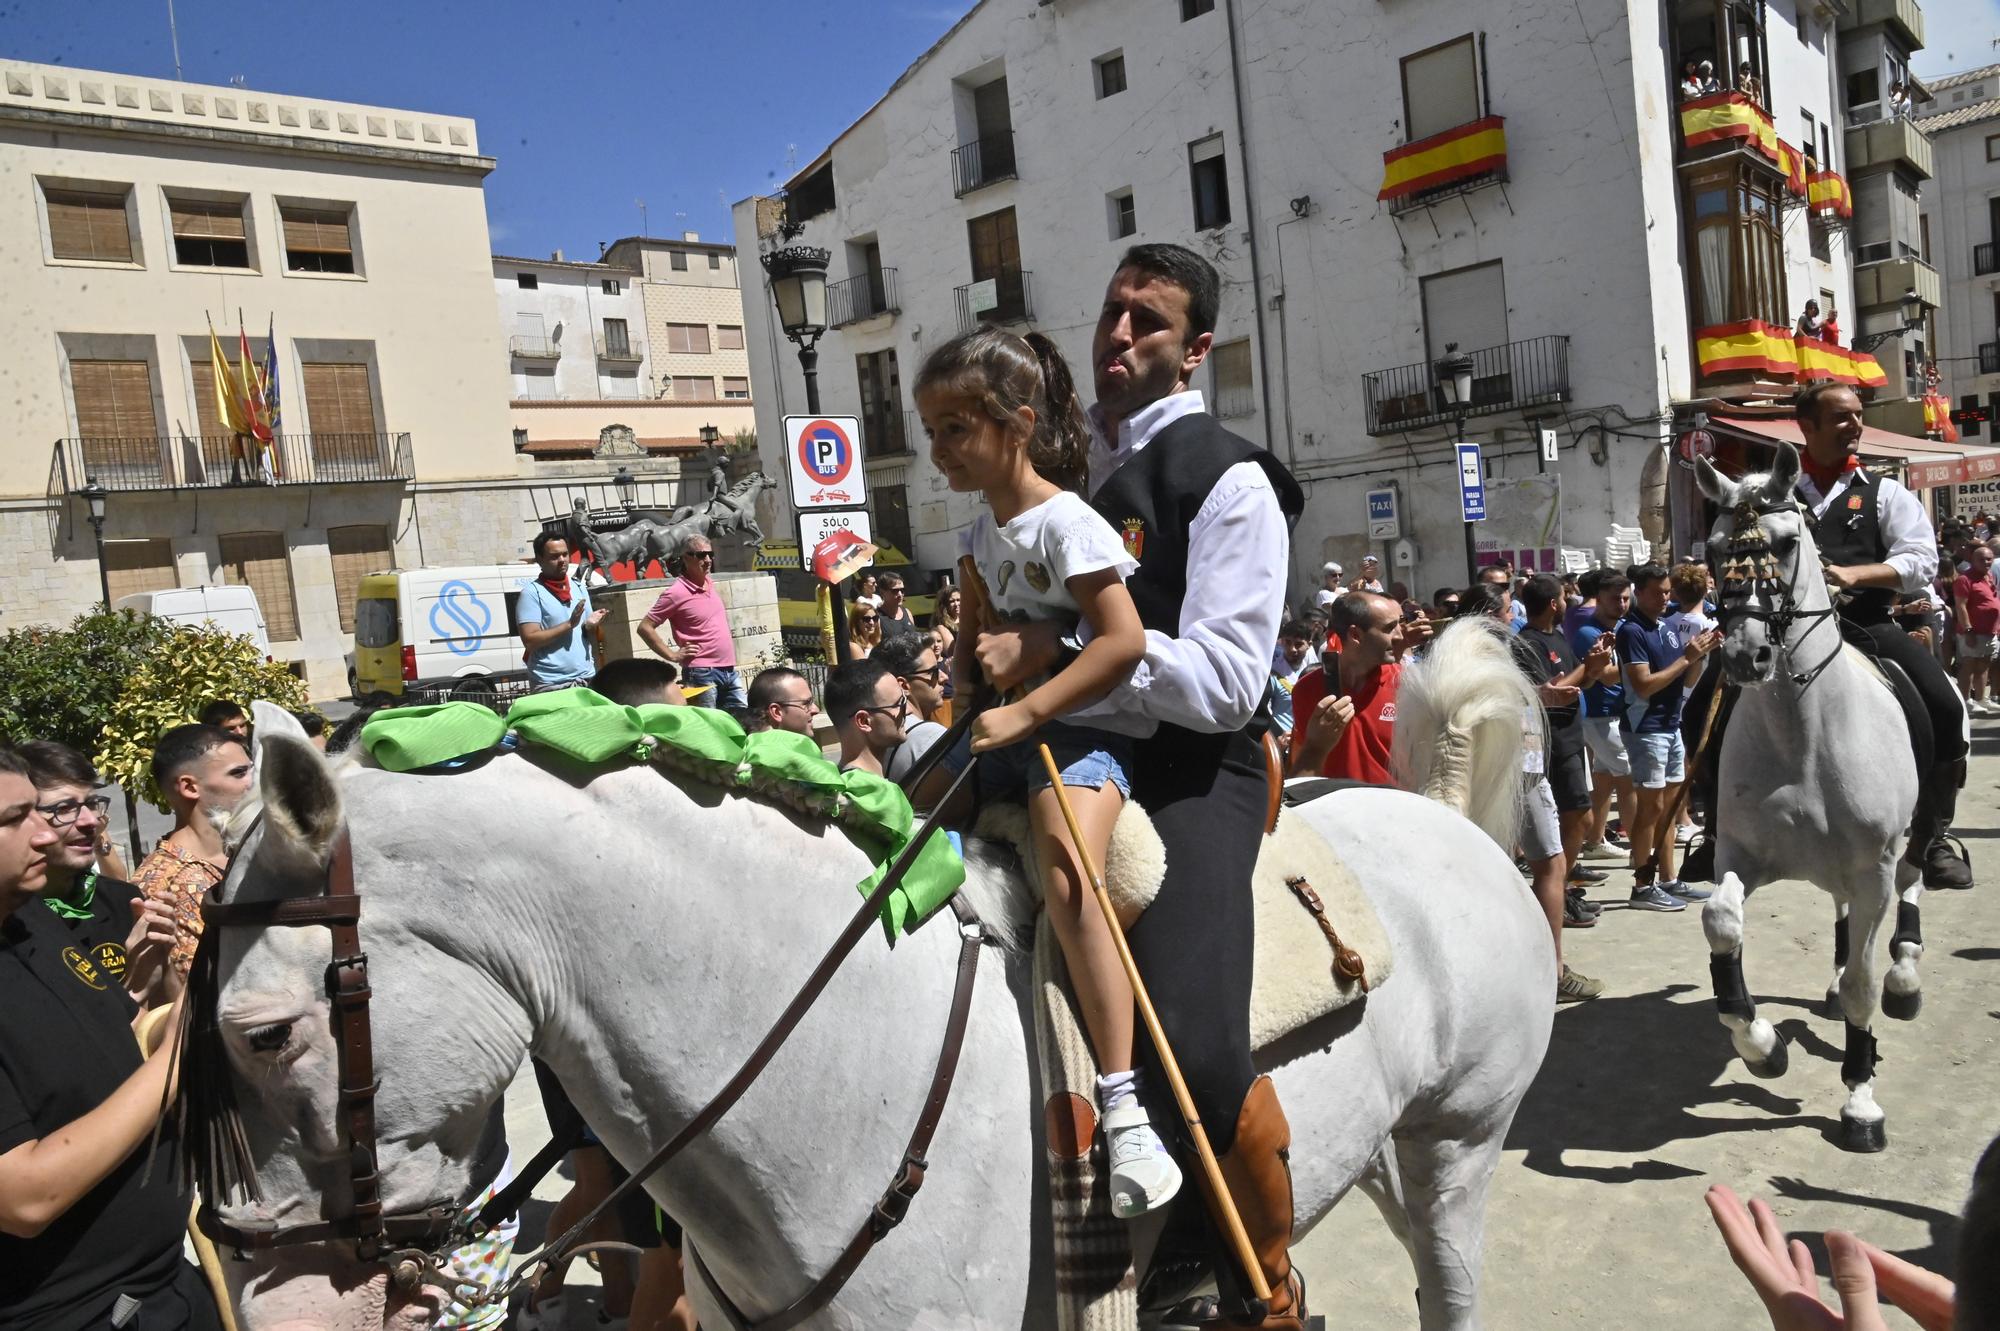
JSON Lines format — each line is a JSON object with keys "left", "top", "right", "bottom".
{"left": 1103, "top": 1104, "right": 1183, "bottom": 1219}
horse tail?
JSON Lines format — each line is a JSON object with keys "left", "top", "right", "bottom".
{"left": 1391, "top": 618, "right": 1536, "bottom": 849}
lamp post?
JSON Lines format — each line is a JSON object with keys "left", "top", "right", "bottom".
{"left": 1434, "top": 345, "right": 1480, "bottom": 584}
{"left": 699, "top": 422, "right": 720, "bottom": 450}
{"left": 762, "top": 244, "right": 851, "bottom": 662}
{"left": 79, "top": 477, "right": 111, "bottom": 609}
{"left": 612, "top": 464, "right": 637, "bottom": 510}
{"left": 1851, "top": 286, "right": 1928, "bottom": 355}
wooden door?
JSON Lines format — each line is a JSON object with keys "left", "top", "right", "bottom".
{"left": 967, "top": 209, "right": 1022, "bottom": 318}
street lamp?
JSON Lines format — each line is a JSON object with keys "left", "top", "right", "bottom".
{"left": 699, "top": 422, "right": 720, "bottom": 450}
{"left": 763, "top": 243, "right": 851, "bottom": 661}
{"left": 1851, "top": 287, "right": 1929, "bottom": 354}
{"left": 1434, "top": 344, "right": 1480, "bottom": 583}
{"left": 612, "top": 465, "right": 637, "bottom": 509}
{"left": 78, "top": 477, "right": 111, "bottom": 609}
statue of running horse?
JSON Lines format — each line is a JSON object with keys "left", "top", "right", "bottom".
{"left": 200, "top": 626, "right": 1552, "bottom": 1330}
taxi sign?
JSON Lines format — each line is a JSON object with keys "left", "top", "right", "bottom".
{"left": 784, "top": 415, "right": 866, "bottom": 509}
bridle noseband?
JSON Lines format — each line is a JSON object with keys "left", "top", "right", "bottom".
{"left": 1710, "top": 493, "right": 1842, "bottom": 690}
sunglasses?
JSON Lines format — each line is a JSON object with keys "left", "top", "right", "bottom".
{"left": 685, "top": 550, "right": 715, "bottom": 561}
{"left": 906, "top": 662, "right": 946, "bottom": 681}
{"left": 861, "top": 698, "right": 909, "bottom": 721}
{"left": 856, "top": 616, "right": 880, "bottom": 625}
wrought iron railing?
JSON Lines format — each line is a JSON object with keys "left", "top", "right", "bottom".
{"left": 1976, "top": 242, "right": 1997, "bottom": 277}
{"left": 50, "top": 432, "right": 415, "bottom": 492}
{"left": 1981, "top": 342, "right": 2000, "bottom": 376}
{"left": 951, "top": 131, "right": 1018, "bottom": 196}
{"left": 954, "top": 269, "right": 1034, "bottom": 333}
{"left": 828, "top": 268, "right": 900, "bottom": 327}
{"left": 594, "top": 334, "right": 643, "bottom": 362}
{"left": 1362, "top": 335, "right": 1571, "bottom": 436}
{"left": 509, "top": 335, "right": 561, "bottom": 358}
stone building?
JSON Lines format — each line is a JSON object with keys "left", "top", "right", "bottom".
{"left": 1917, "top": 61, "right": 2000, "bottom": 466}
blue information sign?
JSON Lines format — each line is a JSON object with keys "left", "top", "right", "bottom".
{"left": 1456, "top": 442, "right": 1486, "bottom": 522}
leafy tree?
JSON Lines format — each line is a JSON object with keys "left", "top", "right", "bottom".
{"left": 0, "top": 609, "right": 171, "bottom": 754}
{"left": 95, "top": 623, "right": 310, "bottom": 810}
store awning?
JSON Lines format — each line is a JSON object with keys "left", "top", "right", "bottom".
{"left": 1712, "top": 413, "right": 2000, "bottom": 490}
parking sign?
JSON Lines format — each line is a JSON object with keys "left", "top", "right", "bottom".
{"left": 784, "top": 415, "right": 867, "bottom": 509}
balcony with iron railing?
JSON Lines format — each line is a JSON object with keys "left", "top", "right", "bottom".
{"left": 594, "top": 334, "right": 644, "bottom": 363}
{"left": 1981, "top": 342, "right": 2000, "bottom": 376}
{"left": 1362, "top": 335, "right": 1571, "bottom": 436}
{"left": 1976, "top": 242, "right": 1997, "bottom": 277}
{"left": 951, "top": 131, "right": 1018, "bottom": 197}
{"left": 954, "top": 269, "right": 1034, "bottom": 334}
{"left": 828, "top": 268, "right": 901, "bottom": 328}
{"left": 49, "top": 432, "right": 415, "bottom": 493}
{"left": 509, "top": 335, "right": 561, "bottom": 360}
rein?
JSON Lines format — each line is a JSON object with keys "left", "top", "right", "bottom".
{"left": 183, "top": 699, "right": 993, "bottom": 1326}
{"left": 1710, "top": 494, "right": 1844, "bottom": 691}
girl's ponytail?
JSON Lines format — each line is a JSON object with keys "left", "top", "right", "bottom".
{"left": 1023, "top": 331, "right": 1091, "bottom": 495}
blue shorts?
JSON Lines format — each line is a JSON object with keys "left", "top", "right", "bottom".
{"left": 943, "top": 719, "right": 1132, "bottom": 800}
{"left": 1626, "top": 729, "right": 1686, "bottom": 789}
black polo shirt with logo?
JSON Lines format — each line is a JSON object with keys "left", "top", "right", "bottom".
{"left": 1, "top": 875, "right": 191, "bottom": 1329}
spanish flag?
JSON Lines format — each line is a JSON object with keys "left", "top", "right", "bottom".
{"left": 1924, "top": 392, "right": 1961, "bottom": 443}
{"left": 1694, "top": 320, "right": 1799, "bottom": 378}
{"left": 1807, "top": 171, "right": 1853, "bottom": 218}
{"left": 1776, "top": 140, "right": 1808, "bottom": 198}
{"left": 1680, "top": 92, "right": 1779, "bottom": 164}
{"left": 1378, "top": 116, "right": 1507, "bottom": 202}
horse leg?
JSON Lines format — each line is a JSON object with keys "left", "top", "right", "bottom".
{"left": 1824, "top": 901, "right": 1849, "bottom": 1020}
{"left": 1395, "top": 1123, "right": 1508, "bottom": 1331}
{"left": 1701, "top": 872, "right": 1788, "bottom": 1077}
{"left": 1351, "top": 1141, "right": 1416, "bottom": 1262}
{"left": 1836, "top": 871, "right": 1892, "bottom": 1153}
{"left": 1880, "top": 862, "right": 1924, "bottom": 1021}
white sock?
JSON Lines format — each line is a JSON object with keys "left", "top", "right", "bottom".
{"left": 1096, "top": 1068, "right": 1143, "bottom": 1113}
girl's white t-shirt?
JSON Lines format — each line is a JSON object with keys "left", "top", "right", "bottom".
{"left": 960, "top": 490, "right": 1137, "bottom": 633}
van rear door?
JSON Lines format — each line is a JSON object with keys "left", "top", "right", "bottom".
{"left": 352, "top": 578, "right": 403, "bottom": 699}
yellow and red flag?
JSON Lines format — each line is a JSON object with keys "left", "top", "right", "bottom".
{"left": 207, "top": 319, "right": 250, "bottom": 438}
{"left": 1694, "top": 320, "right": 1799, "bottom": 379}
{"left": 1775, "top": 140, "right": 1808, "bottom": 198}
{"left": 1378, "top": 116, "right": 1507, "bottom": 202}
{"left": 1924, "top": 392, "right": 1961, "bottom": 443}
{"left": 1806, "top": 170, "right": 1853, "bottom": 218}
{"left": 1680, "top": 92, "right": 1779, "bottom": 164}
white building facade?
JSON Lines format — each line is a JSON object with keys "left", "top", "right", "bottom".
{"left": 734, "top": 0, "right": 1958, "bottom": 599}
{"left": 1918, "top": 61, "right": 2000, "bottom": 484}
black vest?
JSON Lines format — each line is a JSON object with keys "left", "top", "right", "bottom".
{"left": 1090, "top": 413, "right": 1305, "bottom": 640}
{"left": 1805, "top": 468, "right": 1895, "bottom": 625}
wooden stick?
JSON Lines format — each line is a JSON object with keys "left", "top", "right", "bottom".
{"left": 1036, "top": 744, "right": 1271, "bottom": 1305}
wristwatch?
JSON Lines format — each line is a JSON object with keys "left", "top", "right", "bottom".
{"left": 1053, "top": 629, "right": 1085, "bottom": 673}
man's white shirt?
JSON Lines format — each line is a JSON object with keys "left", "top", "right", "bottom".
{"left": 1795, "top": 468, "right": 1937, "bottom": 593}
{"left": 1069, "top": 389, "right": 1290, "bottom": 738}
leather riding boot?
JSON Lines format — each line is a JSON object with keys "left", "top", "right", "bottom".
{"left": 1197, "top": 1077, "right": 1307, "bottom": 1330}
{"left": 1921, "top": 759, "right": 1973, "bottom": 889}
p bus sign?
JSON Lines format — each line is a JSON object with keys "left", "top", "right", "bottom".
{"left": 784, "top": 415, "right": 866, "bottom": 509}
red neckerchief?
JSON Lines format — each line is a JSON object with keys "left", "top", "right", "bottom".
{"left": 1800, "top": 450, "right": 1859, "bottom": 495}
{"left": 539, "top": 572, "right": 573, "bottom": 606}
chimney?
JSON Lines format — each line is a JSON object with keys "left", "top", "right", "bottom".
{"left": 682, "top": 231, "right": 699, "bottom": 242}
{"left": 551, "top": 248, "right": 564, "bottom": 262}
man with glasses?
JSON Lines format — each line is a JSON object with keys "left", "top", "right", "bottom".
{"left": 639, "top": 535, "right": 746, "bottom": 712}
{"left": 825, "top": 660, "right": 908, "bottom": 777}
{"left": 871, "top": 633, "right": 948, "bottom": 783}
{"left": 745, "top": 667, "right": 820, "bottom": 737}
{"left": 877, "top": 572, "right": 921, "bottom": 641}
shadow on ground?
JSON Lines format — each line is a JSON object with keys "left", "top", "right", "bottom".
{"left": 1772, "top": 1179, "right": 1961, "bottom": 1275}
{"left": 1508, "top": 983, "right": 1841, "bottom": 1181}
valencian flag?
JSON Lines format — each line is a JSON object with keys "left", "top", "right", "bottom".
{"left": 1378, "top": 116, "right": 1507, "bottom": 202}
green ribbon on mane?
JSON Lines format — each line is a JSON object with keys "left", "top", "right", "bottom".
{"left": 358, "top": 691, "right": 962, "bottom": 940}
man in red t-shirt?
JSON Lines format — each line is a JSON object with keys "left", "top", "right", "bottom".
{"left": 1287, "top": 591, "right": 1406, "bottom": 783}
{"left": 1954, "top": 542, "right": 2000, "bottom": 713}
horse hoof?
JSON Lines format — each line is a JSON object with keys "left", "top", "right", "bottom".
{"left": 1822, "top": 991, "right": 1844, "bottom": 1021}
{"left": 1745, "top": 1035, "right": 1789, "bottom": 1079}
{"left": 1840, "top": 1113, "right": 1888, "bottom": 1153}
{"left": 1880, "top": 988, "right": 1922, "bottom": 1021}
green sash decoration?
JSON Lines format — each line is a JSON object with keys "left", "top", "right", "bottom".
{"left": 357, "top": 690, "right": 962, "bottom": 939}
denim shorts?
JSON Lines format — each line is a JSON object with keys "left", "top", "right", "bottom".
{"left": 1627, "top": 729, "right": 1686, "bottom": 790}
{"left": 942, "top": 718, "right": 1132, "bottom": 800}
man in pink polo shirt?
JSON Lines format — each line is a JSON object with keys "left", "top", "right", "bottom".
{"left": 637, "top": 534, "right": 745, "bottom": 711}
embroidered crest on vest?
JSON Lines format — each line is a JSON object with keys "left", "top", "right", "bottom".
{"left": 1121, "top": 518, "right": 1145, "bottom": 559}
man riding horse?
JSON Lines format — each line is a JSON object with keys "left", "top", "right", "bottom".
{"left": 1684, "top": 381, "right": 1972, "bottom": 890}
{"left": 976, "top": 242, "right": 1307, "bottom": 1328}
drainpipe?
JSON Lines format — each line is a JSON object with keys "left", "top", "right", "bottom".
{"left": 1222, "top": 0, "right": 1278, "bottom": 455}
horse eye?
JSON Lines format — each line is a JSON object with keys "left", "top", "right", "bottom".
{"left": 246, "top": 1023, "right": 293, "bottom": 1053}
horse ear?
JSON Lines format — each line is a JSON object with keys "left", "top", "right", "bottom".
{"left": 258, "top": 733, "right": 343, "bottom": 861}
{"left": 1766, "top": 442, "right": 1802, "bottom": 501}
{"left": 1693, "top": 456, "right": 1733, "bottom": 506}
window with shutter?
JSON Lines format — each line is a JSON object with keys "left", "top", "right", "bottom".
{"left": 328, "top": 525, "right": 392, "bottom": 632}
{"left": 723, "top": 377, "right": 750, "bottom": 399}
{"left": 218, "top": 531, "right": 299, "bottom": 641}
{"left": 70, "top": 360, "right": 161, "bottom": 477}
{"left": 670, "top": 376, "right": 714, "bottom": 400}
{"left": 716, "top": 325, "right": 745, "bottom": 350}
{"left": 168, "top": 197, "right": 250, "bottom": 268}
{"left": 300, "top": 362, "right": 380, "bottom": 466}
{"left": 44, "top": 186, "right": 135, "bottom": 262}
{"left": 103, "top": 539, "right": 177, "bottom": 603}
{"left": 280, "top": 206, "right": 355, "bottom": 274}
{"left": 667, "top": 324, "right": 711, "bottom": 354}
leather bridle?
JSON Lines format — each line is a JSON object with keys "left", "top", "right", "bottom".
{"left": 1709, "top": 494, "right": 1843, "bottom": 690}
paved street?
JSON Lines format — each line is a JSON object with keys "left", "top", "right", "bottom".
{"left": 497, "top": 723, "right": 2000, "bottom": 1327}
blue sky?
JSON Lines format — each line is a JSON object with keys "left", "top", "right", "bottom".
{"left": 2, "top": 0, "right": 969, "bottom": 256}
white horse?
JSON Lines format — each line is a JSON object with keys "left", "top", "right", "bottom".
{"left": 201, "top": 629, "right": 1550, "bottom": 1331}
{"left": 1693, "top": 447, "right": 1925, "bottom": 1153}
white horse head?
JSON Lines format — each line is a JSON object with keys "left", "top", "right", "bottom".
{"left": 1694, "top": 442, "right": 1830, "bottom": 686}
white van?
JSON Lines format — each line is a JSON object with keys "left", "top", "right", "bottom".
{"left": 114, "top": 585, "right": 271, "bottom": 657}
{"left": 350, "top": 564, "right": 536, "bottom": 704}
